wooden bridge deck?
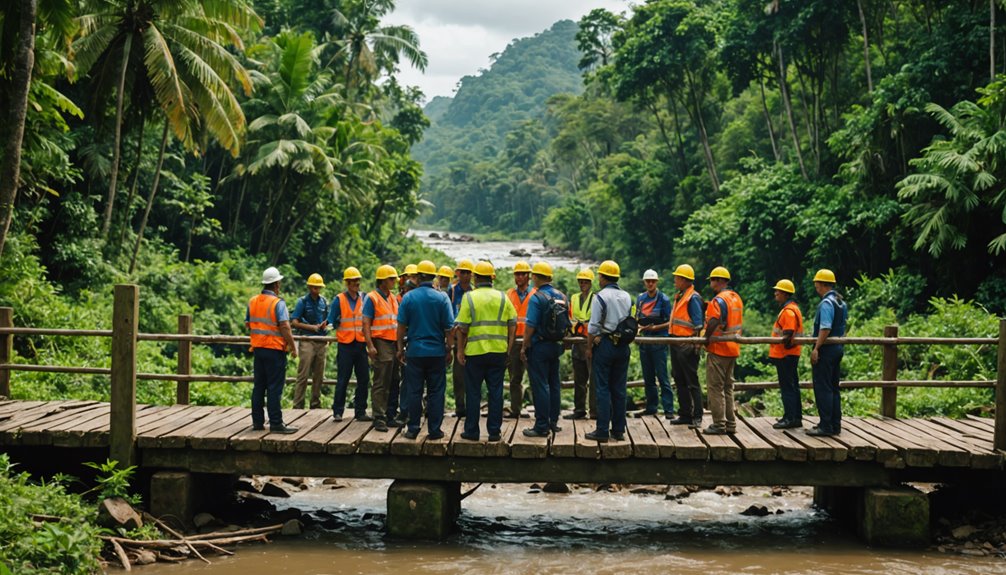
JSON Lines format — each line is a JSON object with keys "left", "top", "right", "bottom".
{"left": 1, "top": 399, "right": 1003, "bottom": 486}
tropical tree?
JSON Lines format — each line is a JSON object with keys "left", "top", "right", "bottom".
{"left": 71, "top": 0, "right": 259, "bottom": 243}
{"left": 575, "top": 8, "right": 621, "bottom": 73}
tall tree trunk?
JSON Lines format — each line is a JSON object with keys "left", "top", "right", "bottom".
{"left": 102, "top": 36, "right": 133, "bottom": 242}
{"left": 128, "top": 121, "right": 169, "bottom": 274}
{"left": 229, "top": 177, "right": 248, "bottom": 237}
{"left": 992, "top": 0, "right": 997, "bottom": 82}
{"left": 116, "top": 115, "right": 147, "bottom": 249}
{"left": 684, "top": 71, "right": 720, "bottom": 194}
{"left": 646, "top": 100, "right": 686, "bottom": 177}
{"left": 0, "top": 0, "right": 37, "bottom": 261}
{"left": 775, "top": 41, "right": 809, "bottom": 180}
{"left": 758, "top": 74, "right": 781, "bottom": 161}
{"left": 858, "top": 0, "right": 874, "bottom": 93}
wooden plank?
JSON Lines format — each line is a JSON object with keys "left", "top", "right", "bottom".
{"left": 599, "top": 429, "right": 633, "bottom": 459}
{"left": 869, "top": 417, "right": 943, "bottom": 467}
{"left": 0, "top": 401, "right": 94, "bottom": 436}
{"left": 549, "top": 415, "right": 576, "bottom": 457}
{"left": 297, "top": 416, "right": 353, "bottom": 453}
{"left": 928, "top": 417, "right": 1004, "bottom": 469}
{"left": 625, "top": 418, "right": 659, "bottom": 459}
{"left": 231, "top": 411, "right": 312, "bottom": 451}
{"left": 842, "top": 417, "right": 934, "bottom": 467}
{"left": 326, "top": 418, "right": 374, "bottom": 455}
{"left": 136, "top": 406, "right": 219, "bottom": 448}
{"left": 136, "top": 405, "right": 190, "bottom": 434}
{"left": 743, "top": 417, "right": 807, "bottom": 462}
{"left": 0, "top": 400, "right": 47, "bottom": 418}
{"left": 189, "top": 409, "right": 258, "bottom": 450}
{"left": 803, "top": 416, "right": 876, "bottom": 461}
{"left": 950, "top": 417, "right": 996, "bottom": 441}
{"left": 698, "top": 429, "right": 742, "bottom": 462}
{"left": 265, "top": 410, "right": 337, "bottom": 454}
{"left": 53, "top": 404, "right": 134, "bottom": 448}
{"left": 422, "top": 417, "right": 459, "bottom": 456}
{"left": 641, "top": 416, "right": 676, "bottom": 459}
{"left": 16, "top": 403, "right": 110, "bottom": 446}
{"left": 895, "top": 418, "right": 972, "bottom": 467}
{"left": 964, "top": 415, "right": 995, "bottom": 431}
{"left": 389, "top": 417, "right": 426, "bottom": 457}
{"left": 485, "top": 418, "right": 516, "bottom": 457}
{"left": 157, "top": 407, "right": 244, "bottom": 448}
{"left": 657, "top": 418, "right": 707, "bottom": 460}
{"left": 13, "top": 401, "right": 104, "bottom": 433}
{"left": 450, "top": 419, "right": 485, "bottom": 457}
{"left": 731, "top": 418, "right": 777, "bottom": 461}
{"left": 511, "top": 420, "right": 549, "bottom": 459}
{"left": 573, "top": 417, "right": 600, "bottom": 459}
{"left": 774, "top": 418, "right": 846, "bottom": 462}
{"left": 827, "top": 417, "right": 903, "bottom": 467}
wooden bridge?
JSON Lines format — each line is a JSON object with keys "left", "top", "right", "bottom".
{"left": 1, "top": 285, "right": 1005, "bottom": 541}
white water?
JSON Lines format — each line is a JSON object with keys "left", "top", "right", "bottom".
{"left": 409, "top": 229, "right": 596, "bottom": 272}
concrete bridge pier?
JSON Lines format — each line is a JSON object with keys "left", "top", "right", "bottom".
{"left": 814, "top": 485, "right": 930, "bottom": 547}
{"left": 148, "top": 470, "right": 237, "bottom": 529}
{"left": 386, "top": 480, "right": 462, "bottom": 539}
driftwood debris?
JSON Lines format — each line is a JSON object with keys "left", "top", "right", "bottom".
{"left": 102, "top": 523, "right": 283, "bottom": 569}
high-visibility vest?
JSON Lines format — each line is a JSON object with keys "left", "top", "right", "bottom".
{"left": 367, "top": 289, "right": 399, "bottom": 341}
{"left": 507, "top": 287, "right": 536, "bottom": 336}
{"left": 248, "top": 293, "right": 286, "bottom": 351}
{"left": 769, "top": 301, "right": 804, "bottom": 359}
{"left": 335, "top": 292, "right": 365, "bottom": 344}
{"left": 461, "top": 288, "right": 514, "bottom": 356}
{"left": 570, "top": 291, "right": 593, "bottom": 337}
{"left": 670, "top": 287, "right": 702, "bottom": 336}
{"left": 705, "top": 289, "right": 743, "bottom": 357}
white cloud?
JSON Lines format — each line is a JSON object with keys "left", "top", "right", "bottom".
{"left": 389, "top": 0, "right": 628, "bottom": 101}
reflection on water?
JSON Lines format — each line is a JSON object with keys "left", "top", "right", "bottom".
{"left": 136, "top": 479, "right": 1005, "bottom": 575}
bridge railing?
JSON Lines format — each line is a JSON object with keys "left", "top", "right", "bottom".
{"left": 0, "top": 285, "right": 1004, "bottom": 465}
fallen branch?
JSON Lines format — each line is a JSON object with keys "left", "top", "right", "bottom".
{"left": 187, "top": 523, "right": 283, "bottom": 541}
{"left": 142, "top": 512, "right": 216, "bottom": 563}
{"left": 109, "top": 537, "right": 131, "bottom": 572}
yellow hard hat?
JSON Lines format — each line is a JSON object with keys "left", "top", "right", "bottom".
{"left": 417, "top": 260, "right": 437, "bottom": 275}
{"left": 438, "top": 265, "right": 453, "bottom": 278}
{"left": 576, "top": 268, "right": 594, "bottom": 281}
{"left": 813, "top": 269, "right": 837, "bottom": 283}
{"left": 456, "top": 259, "right": 475, "bottom": 273}
{"left": 773, "top": 279, "right": 796, "bottom": 294}
{"left": 403, "top": 263, "right": 418, "bottom": 276}
{"left": 598, "top": 260, "right": 620, "bottom": 279}
{"left": 707, "top": 266, "right": 731, "bottom": 281}
{"left": 375, "top": 264, "right": 398, "bottom": 281}
{"left": 513, "top": 261, "right": 532, "bottom": 273}
{"left": 531, "top": 261, "right": 554, "bottom": 277}
{"left": 343, "top": 266, "right": 362, "bottom": 281}
{"left": 672, "top": 264, "right": 695, "bottom": 281}
{"left": 474, "top": 261, "right": 495, "bottom": 277}
{"left": 306, "top": 273, "right": 326, "bottom": 287}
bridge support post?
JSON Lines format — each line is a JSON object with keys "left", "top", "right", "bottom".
{"left": 150, "top": 471, "right": 195, "bottom": 526}
{"left": 881, "top": 325, "right": 898, "bottom": 418}
{"left": 176, "top": 314, "right": 192, "bottom": 405}
{"left": 815, "top": 485, "right": 930, "bottom": 547}
{"left": 110, "top": 284, "right": 138, "bottom": 468}
{"left": 386, "top": 480, "right": 460, "bottom": 540}
{"left": 0, "top": 307, "right": 11, "bottom": 398}
{"left": 995, "top": 318, "right": 1006, "bottom": 451}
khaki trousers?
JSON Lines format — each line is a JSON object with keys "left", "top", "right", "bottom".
{"left": 293, "top": 339, "right": 327, "bottom": 409}
{"left": 706, "top": 352, "right": 737, "bottom": 431}
{"left": 507, "top": 344, "right": 525, "bottom": 416}
{"left": 371, "top": 339, "right": 397, "bottom": 421}
{"left": 571, "top": 343, "right": 596, "bottom": 416}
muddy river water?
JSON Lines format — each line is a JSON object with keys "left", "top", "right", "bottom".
{"left": 137, "top": 479, "right": 1005, "bottom": 575}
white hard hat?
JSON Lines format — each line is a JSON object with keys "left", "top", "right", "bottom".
{"left": 642, "top": 269, "right": 659, "bottom": 281}
{"left": 261, "top": 266, "right": 284, "bottom": 284}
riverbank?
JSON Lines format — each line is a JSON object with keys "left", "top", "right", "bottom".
{"left": 409, "top": 228, "right": 596, "bottom": 271}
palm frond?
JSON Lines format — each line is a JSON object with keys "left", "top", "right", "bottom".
{"left": 143, "top": 23, "right": 189, "bottom": 142}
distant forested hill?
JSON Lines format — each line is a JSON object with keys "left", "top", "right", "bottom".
{"left": 413, "top": 19, "right": 583, "bottom": 230}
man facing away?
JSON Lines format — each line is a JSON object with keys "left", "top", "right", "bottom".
{"left": 456, "top": 261, "right": 517, "bottom": 442}
{"left": 328, "top": 267, "right": 371, "bottom": 423}
{"left": 290, "top": 273, "right": 329, "bottom": 410}
{"left": 506, "top": 260, "right": 534, "bottom": 418}
{"left": 520, "top": 261, "right": 570, "bottom": 438}
{"left": 584, "top": 260, "right": 633, "bottom": 443}
{"left": 398, "top": 261, "right": 455, "bottom": 440}
{"left": 246, "top": 266, "right": 298, "bottom": 433}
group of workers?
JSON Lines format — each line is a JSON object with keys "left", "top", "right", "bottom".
{"left": 245, "top": 259, "right": 848, "bottom": 441}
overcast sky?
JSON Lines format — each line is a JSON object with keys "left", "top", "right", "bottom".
{"left": 390, "top": 0, "right": 629, "bottom": 102}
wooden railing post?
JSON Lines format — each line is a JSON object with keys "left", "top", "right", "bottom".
{"left": 0, "top": 307, "right": 11, "bottom": 398}
{"left": 995, "top": 318, "right": 1006, "bottom": 451}
{"left": 881, "top": 325, "right": 898, "bottom": 418}
{"left": 110, "top": 285, "right": 138, "bottom": 468}
{"left": 176, "top": 314, "right": 192, "bottom": 405}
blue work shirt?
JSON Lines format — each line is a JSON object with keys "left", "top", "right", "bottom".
{"left": 636, "top": 290, "right": 671, "bottom": 337}
{"left": 447, "top": 282, "right": 473, "bottom": 315}
{"left": 291, "top": 293, "right": 329, "bottom": 336}
{"left": 813, "top": 290, "right": 848, "bottom": 339}
{"left": 245, "top": 289, "right": 289, "bottom": 322}
{"left": 326, "top": 291, "right": 363, "bottom": 326}
{"left": 525, "top": 283, "right": 567, "bottom": 345}
{"left": 398, "top": 282, "right": 455, "bottom": 357}
{"left": 682, "top": 291, "right": 705, "bottom": 330}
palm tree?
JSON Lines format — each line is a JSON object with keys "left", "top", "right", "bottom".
{"left": 71, "top": 0, "right": 259, "bottom": 243}
{"left": 327, "top": 0, "right": 427, "bottom": 97}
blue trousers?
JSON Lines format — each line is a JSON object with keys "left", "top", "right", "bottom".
{"left": 640, "top": 344, "right": 674, "bottom": 415}
{"left": 333, "top": 342, "right": 370, "bottom": 417}
{"left": 404, "top": 355, "right": 446, "bottom": 435}
{"left": 592, "top": 337, "right": 631, "bottom": 438}
{"left": 526, "top": 341, "right": 562, "bottom": 434}
{"left": 812, "top": 346, "right": 844, "bottom": 433}
{"left": 252, "top": 348, "right": 287, "bottom": 427}
{"left": 464, "top": 352, "right": 506, "bottom": 437}
{"left": 772, "top": 355, "right": 802, "bottom": 423}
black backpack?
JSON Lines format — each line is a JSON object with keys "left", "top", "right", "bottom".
{"left": 534, "top": 291, "right": 572, "bottom": 342}
{"left": 599, "top": 292, "right": 637, "bottom": 347}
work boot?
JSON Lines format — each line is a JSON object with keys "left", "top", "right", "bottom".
{"left": 269, "top": 425, "right": 299, "bottom": 434}
{"left": 355, "top": 413, "right": 373, "bottom": 422}
{"left": 584, "top": 430, "right": 609, "bottom": 443}
{"left": 563, "top": 411, "right": 587, "bottom": 420}
{"left": 373, "top": 419, "right": 388, "bottom": 432}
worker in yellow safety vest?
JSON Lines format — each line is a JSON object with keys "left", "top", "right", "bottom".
{"left": 565, "top": 267, "right": 596, "bottom": 420}
{"left": 455, "top": 261, "right": 517, "bottom": 441}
